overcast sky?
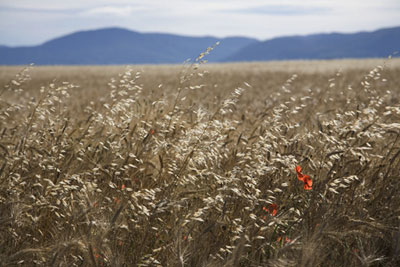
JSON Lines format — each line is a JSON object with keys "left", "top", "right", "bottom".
{"left": 0, "top": 0, "right": 399, "bottom": 46}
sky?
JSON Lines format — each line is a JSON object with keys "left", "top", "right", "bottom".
{"left": 0, "top": 0, "right": 399, "bottom": 46}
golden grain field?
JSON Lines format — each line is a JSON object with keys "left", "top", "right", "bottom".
{"left": 1, "top": 57, "right": 400, "bottom": 266}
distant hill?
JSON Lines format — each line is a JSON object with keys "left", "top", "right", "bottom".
{"left": 0, "top": 26, "right": 399, "bottom": 65}
{"left": 0, "top": 28, "right": 257, "bottom": 65}
{"left": 224, "top": 26, "right": 400, "bottom": 62}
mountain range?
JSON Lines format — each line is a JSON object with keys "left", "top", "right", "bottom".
{"left": 225, "top": 27, "right": 400, "bottom": 62}
{"left": 0, "top": 26, "right": 399, "bottom": 65}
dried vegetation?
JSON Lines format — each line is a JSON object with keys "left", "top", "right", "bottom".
{"left": 1, "top": 55, "right": 400, "bottom": 266}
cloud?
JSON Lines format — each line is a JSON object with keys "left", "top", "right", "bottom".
{"left": 81, "top": 6, "right": 140, "bottom": 17}
{"left": 0, "top": 4, "right": 149, "bottom": 17}
{"left": 225, "top": 5, "right": 330, "bottom": 16}
{"left": 0, "top": 5, "right": 80, "bottom": 14}
{"left": 0, "top": 0, "right": 399, "bottom": 46}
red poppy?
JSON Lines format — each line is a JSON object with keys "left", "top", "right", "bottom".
{"left": 295, "top": 165, "right": 302, "bottom": 175}
{"left": 295, "top": 165, "right": 306, "bottom": 181}
{"left": 268, "top": 203, "right": 278, "bottom": 216}
{"left": 277, "top": 236, "right": 291, "bottom": 243}
{"left": 295, "top": 165, "right": 312, "bottom": 190}
{"left": 263, "top": 203, "right": 278, "bottom": 216}
{"left": 303, "top": 176, "right": 312, "bottom": 190}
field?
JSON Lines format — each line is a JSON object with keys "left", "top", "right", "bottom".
{"left": 1, "top": 57, "right": 400, "bottom": 266}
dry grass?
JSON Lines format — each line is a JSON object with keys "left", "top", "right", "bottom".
{"left": 1, "top": 56, "right": 400, "bottom": 266}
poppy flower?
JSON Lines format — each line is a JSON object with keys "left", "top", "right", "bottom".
{"left": 277, "top": 236, "right": 291, "bottom": 243}
{"left": 268, "top": 203, "right": 278, "bottom": 216}
{"left": 295, "top": 165, "right": 312, "bottom": 190}
{"left": 263, "top": 203, "right": 278, "bottom": 216}
{"left": 303, "top": 176, "right": 312, "bottom": 190}
{"left": 295, "top": 165, "right": 306, "bottom": 181}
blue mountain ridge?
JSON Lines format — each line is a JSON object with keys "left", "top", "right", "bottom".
{"left": 0, "top": 28, "right": 257, "bottom": 65}
{"left": 0, "top": 26, "right": 399, "bottom": 65}
{"left": 224, "top": 26, "right": 400, "bottom": 62}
